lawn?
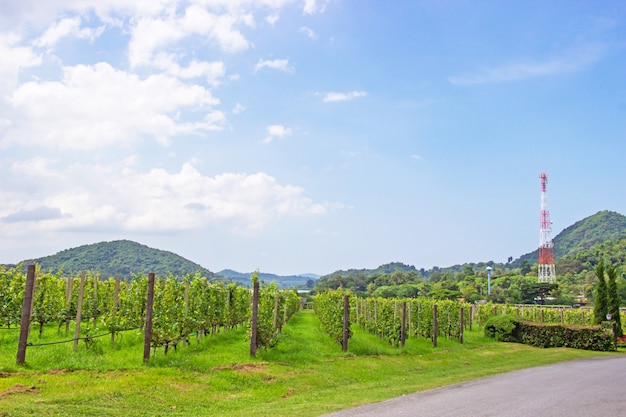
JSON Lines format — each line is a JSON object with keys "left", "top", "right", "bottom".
{"left": 0, "top": 310, "right": 617, "bottom": 416}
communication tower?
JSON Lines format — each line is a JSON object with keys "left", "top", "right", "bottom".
{"left": 538, "top": 172, "right": 556, "bottom": 283}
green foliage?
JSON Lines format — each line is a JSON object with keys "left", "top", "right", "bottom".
{"left": 484, "top": 315, "right": 520, "bottom": 342}
{"left": 518, "top": 321, "right": 616, "bottom": 351}
{"left": 314, "top": 289, "right": 352, "bottom": 345}
{"left": 594, "top": 262, "right": 608, "bottom": 324}
{"left": 606, "top": 264, "right": 623, "bottom": 337}
{"left": 20, "top": 240, "right": 219, "bottom": 281}
{"left": 0, "top": 265, "right": 25, "bottom": 328}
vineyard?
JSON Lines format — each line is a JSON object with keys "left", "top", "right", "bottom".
{"left": 1, "top": 265, "right": 624, "bottom": 366}
{"left": 314, "top": 289, "right": 626, "bottom": 350}
{"left": 1, "top": 266, "right": 623, "bottom": 416}
{"left": 0, "top": 265, "right": 300, "bottom": 363}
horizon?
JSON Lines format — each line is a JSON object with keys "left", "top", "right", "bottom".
{"left": 1, "top": 1, "right": 625, "bottom": 275}
{"left": 7, "top": 207, "right": 621, "bottom": 277}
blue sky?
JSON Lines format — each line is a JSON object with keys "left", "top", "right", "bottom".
{"left": 1, "top": 1, "right": 625, "bottom": 275}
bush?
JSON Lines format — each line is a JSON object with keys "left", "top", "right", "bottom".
{"left": 484, "top": 315, "right": 520, "bottom": 342}
{"left": 518, "top": 321, "right": 616, "bottom": 351}
{"left": 484, "top": 315, "right": 616, "bottom": 351}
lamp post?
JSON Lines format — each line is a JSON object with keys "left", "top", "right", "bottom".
{"left": 486, "top": 266, "right": 493, "bottom": 296}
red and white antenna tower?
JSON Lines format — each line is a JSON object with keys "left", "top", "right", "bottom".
{"left": 538, "top": 172, "right": 556, "bottom": 283}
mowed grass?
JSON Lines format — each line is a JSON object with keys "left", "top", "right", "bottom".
{"left": 0, "top": 310, "right": 618, "bottom": 417}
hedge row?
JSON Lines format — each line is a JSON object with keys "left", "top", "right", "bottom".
{"left": 484, "top": 315, "right": 616, "bottom": 351}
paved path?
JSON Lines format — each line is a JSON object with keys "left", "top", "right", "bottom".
{"left": 321, "top": 356, "right": 626, "bottom": 417}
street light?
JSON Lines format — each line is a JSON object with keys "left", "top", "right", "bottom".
{"left": 486, "top": 266, "right": 493, "bottom": 296}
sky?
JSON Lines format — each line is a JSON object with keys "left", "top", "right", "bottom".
{"left": 1, "top": 1, "right": 625, "bottom": 276}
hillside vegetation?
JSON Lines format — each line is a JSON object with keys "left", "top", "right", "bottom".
{"left": 19, "top": 240, "right": 219, "bottom": 280}
{"left": 315, "top": 211, "right": 626, "bottom": 305}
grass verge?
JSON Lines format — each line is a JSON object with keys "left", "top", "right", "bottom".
{"left": 0, "top": 311, "right": 620, "bottom": 416}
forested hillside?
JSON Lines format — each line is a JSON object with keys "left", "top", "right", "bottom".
{"left": 218, "top": 269, "right": 319, "bottom": 289}
{"left": 513, "top": 210, "right": 626, "bottom": 267}
{"left": 17, "top": 240, "right": 219, "bottom": 280}
{"left": 315, "top": 210, "right": 626, "bottom": 305}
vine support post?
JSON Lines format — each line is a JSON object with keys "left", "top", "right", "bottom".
{"left": 400, "top": 301, "right": 407, "bottom": 348}
{"left": 143, "top": 272, "right": 155, "bottom": 363}
{"left": 111, "top": 275, "right": 121, "bottom": 345}
{"left": 459, "top": 307, "right": 464, "bottom": 344}
{"left": 65, "top": 277, "right": 73, "bottom": 333}
{"left": 16, "top": 264, "right": 36, "bottom": 365}
{"left": 342, "top": 295, "right": 349, "bottom": 352}
{"left": 433, "top": 304, "right": 438, "bottom": 348}
{"left": 73, "top": 272, "right": 86, "bottom": 352}
{"left": 250, "top": 280, "right": 259, "bottom": 358}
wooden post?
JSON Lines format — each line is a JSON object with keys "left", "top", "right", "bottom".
{"left": 560, "top": 308, "right": 564, "bottom": 324}
{"left": 401, "top": 301, "right": 407, "bottom": 348}
{"left": 143, "top": 273, "right": 155, "bottom": 363}
{"left": 16, "top": 264, "right": 37, "bottom": 365}
{"left": 73, "top": 272, "right": 86, "bottom": 352}
{"left": 65, "top": 277, "right": 73, "bottom": 333}
{"left": 469, "top": 304, "right": 473, "bottom": 331}
{"left": 459, "top": 307, "right": 464, "bottom": 344}
{"left": 342, "top": 295, "right": 349, "bottom": 352}
{"left": 273, "top": 294, "right": 279, "bottom": 330}
{"left": 92, "top": 274, "right": 98, "bottom": 328}
{"left": 111, "top": 275, "right": 121, "bottom": 345}
{"left": 250, "top": 280, "right": 259, "bottom": 358}
{"left": 433, "top": 304, "right": 438, "bottom": 348}
{"left": 540, "top": 309, "right": 545, "bottom": 323}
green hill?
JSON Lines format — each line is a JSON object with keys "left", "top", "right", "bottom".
{"left": 20, "top": 240, "right": 219, "bottom": 280}
{"left": 513, "top": 210, "right": 626, "bottom": 267}
{"left": 218, "top": 269, "right": 319, "bottom": 289}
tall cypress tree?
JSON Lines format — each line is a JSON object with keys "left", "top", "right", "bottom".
{"left": 606, "top": 264, "right": 623, "bottom": 337}
{"left": 593, "top": 261, "right": 608, "bottom": 325}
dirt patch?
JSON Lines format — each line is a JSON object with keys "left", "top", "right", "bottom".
{"left": 0, "top": 384, "right": 38, "bottom": 398}
{"left": 282, "top": 387, "right": 295, "bottom": 398}
{"left": 212, "top": 362, "right": 269, "bottom": 374}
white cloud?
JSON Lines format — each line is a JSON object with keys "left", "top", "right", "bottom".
{"left": 449, "top": 45, "right": 605, "bottom": 86}
{"left": 266, "top": 13, "right": 280, "bottom": 25}
{"left": 303, "top": 0, "right": 319, "bottom": 15}
{"left": 254, "top": 58, "right": 293, "bottom": 72}
{"left": 0, "top": 34, "right": 42, "bottom": 97}
{"left": 128, "top": 16, "right": 185, "bottom": 68}
{"left": 232, "top": 102, "right": 246, "bottom": 114}
{"left": 263, "top": 124, "right": 293, "bottom": 144}
{"left": 321, "top": 91, "right": 367, "bottom": 102}
{"left": 300, "top": 26, "right": 317, "bottom": 39}
{"left": 409, "top": 154, "right": 422, "bottom": 161}
{"left": 0, "top": 160, "right": 328, "bottom": 235}
{"left": 33, "top": 16, "right": 104, "bottom": 48}
{"left": 152, "top": 53, "right": 226, "bottom": 85}
{"left": 5, "top": 62, "right": 222, "bottom": 150}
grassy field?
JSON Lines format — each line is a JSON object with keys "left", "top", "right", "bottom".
{"left": 0, "top": 310, "right": 619, "bottom": 416}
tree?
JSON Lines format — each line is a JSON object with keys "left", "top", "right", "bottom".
{"left": 593, "top": 262, "right": 608, "bottom": 325}
{"left": 606, "top": 264, "right": 623, "bottom": 337}
{"left": 520, "top": 260, "right": 531, "bottom": 276}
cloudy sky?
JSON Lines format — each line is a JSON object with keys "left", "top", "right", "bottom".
{"left": 1, "top": 1, "right": 625, "bottom": 275}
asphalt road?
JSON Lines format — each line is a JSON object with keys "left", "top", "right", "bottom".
{"left": 321, "top": 355, "right": 626, "bottom": 417}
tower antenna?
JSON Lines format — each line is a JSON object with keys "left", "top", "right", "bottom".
{"left": 538, "top": 172, "right": 556, "bottom": 283}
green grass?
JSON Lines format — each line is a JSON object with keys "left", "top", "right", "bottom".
{"left": 0, "top": 311, "right": 620, "bottom": 416}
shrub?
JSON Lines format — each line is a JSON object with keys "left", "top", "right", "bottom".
{"left": 484, "top": 315, "right": 520, "bottom": 342}
{"left": 518, "top": 321, "right": 616, "bottom": 351}
{"left": 484, "top": 315, "right": 616, "bottom": 351}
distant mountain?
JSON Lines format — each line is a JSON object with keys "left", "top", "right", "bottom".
{"left": 19, "top": 240, "right": 219, "bottom": 280}
{"left": 319, "top": 262, "right": 420, "bottom": 281}
{"left": 218, "top": 269, "right": 319, "bottom": 289}
{"left": 513, "top": 210, "right": 626, "bottom": 267}
{"left": 317, "top": 211, "right": 626, "bottom": 283}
